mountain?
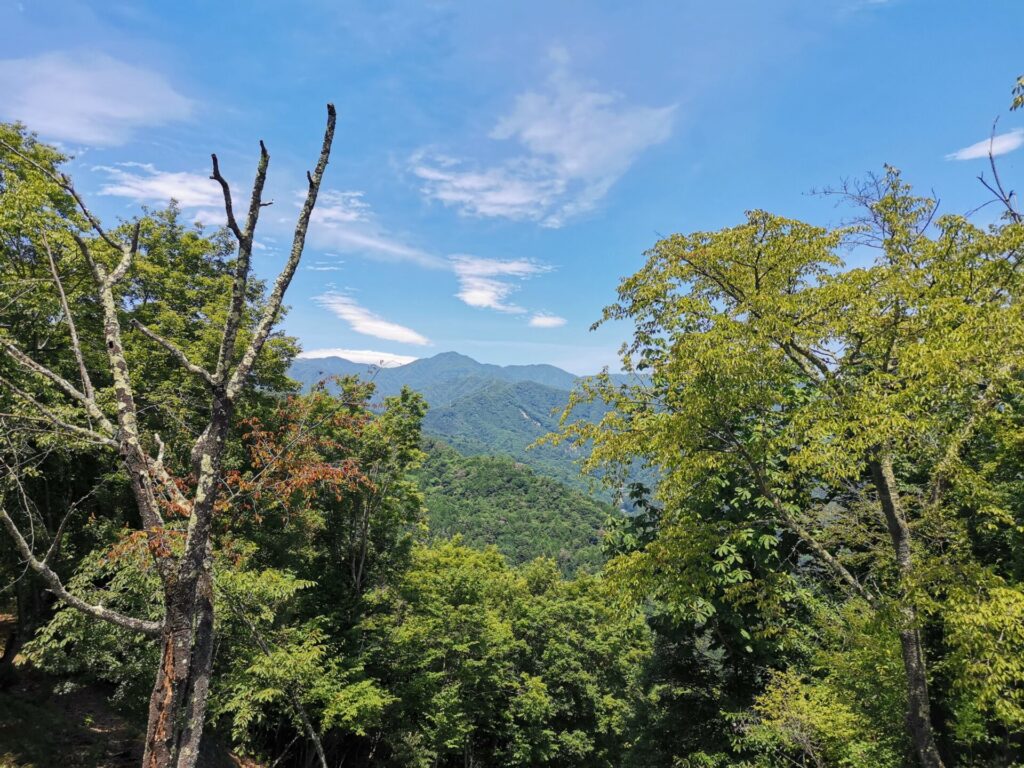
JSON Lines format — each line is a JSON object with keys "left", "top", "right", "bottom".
{"left": 417, "top": 439, "right": 613, "bottom": 573}
{"left": 290, "top": 351, "right": 583, "bottom": 406}
{"left": 291, "top": 351, "right": 641, "bottom": 494}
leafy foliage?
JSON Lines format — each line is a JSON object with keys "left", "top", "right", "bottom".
{"left": 360, "top": 540, "right": 651, "bottom": 767}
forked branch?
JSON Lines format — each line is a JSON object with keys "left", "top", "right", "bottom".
{"left": 227, "top": 104, "right": 336, "bottom": 400}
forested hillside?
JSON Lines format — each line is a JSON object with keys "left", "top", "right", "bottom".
{"left": 417, "top": 439, "right": 612, "bottom": 573}
{"left": 293, "top": 352, "right": 638, "bottom": 491}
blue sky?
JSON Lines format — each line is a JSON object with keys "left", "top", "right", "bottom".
{"left": 1, "top": 0, "right": 1021, "bottom": 373}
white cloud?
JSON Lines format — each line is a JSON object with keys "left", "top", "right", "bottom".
{"left": 411, "top": 50, "right": 674, "bottom": 226}
{"left": 946, "top": 128, "right": 1024, "bottom": 161}
{"left": 309, "top": 189, "right": 446, "bottom": 269}
{"left": 95, "top": 162, "right": 222, "bottom": 207}
{"left": 306, "top": 259, "right": 343, "bottom": 272}
{"left": 0, "top": 52, "right": 192, "bottom": 146}
{"left": 307, "top": 193, "right": 559, "bottom": 317}
{"left": 192, "top": 208, "right": 227, "bottom": 227}
{"left": 450, "top": 255, "right": 548, "bottom": 313}
{"left": 410, "top": 154, "right": 566, "bottom": 221}
{"left": 529, "top": 312, "right": 567, "bottom": 328}
{"left": 314, "top": 292, "right": 430, "bottom": 345}
{"left": 296, "top": 348, "right": 417, "bottom": 367}
{"left": 311, "top": 190, "right": 372, "bottom": 224}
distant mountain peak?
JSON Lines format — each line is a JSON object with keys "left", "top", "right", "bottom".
{"left": 429, "top": 351, "right": 479, "bottom": 363}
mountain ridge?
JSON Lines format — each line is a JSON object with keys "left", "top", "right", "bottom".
{"left": 288, "top": 350, "right": 630, "bottom": 406}
{"left": 289, "top": 351, "right": 638, "bottom": 495}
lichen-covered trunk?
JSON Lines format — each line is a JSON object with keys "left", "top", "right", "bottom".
{"left": 143, "top": 397, "right": 230, "bottom": 768}
{"left": 142, "top": 572, "right": 215, "bottom": 768}
{"left": 870, "top": 455, "right": 945, "bottom": 768}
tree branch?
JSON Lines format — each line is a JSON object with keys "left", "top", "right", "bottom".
{"left": 724, "top": 425, "right": 874, "bottom": 605}
{"left": 0, "top": 139, "right": 125, "bottom": 255}
{"left": 41, "top": 232, "right": 94, "bottom": 401}
{"left": 227, "top": 104, "right": 336, "bottom": 400}
{"left": 978, "top": 119, "right": 1022, "bottom": 224}
{"left": 0, "top": 480, "right": 162, "bottom": 637}
{"left": 220, "top": 588, "right": 328, "bottom": 768}
{"left": 131, "top": 320, "right": 216, "bottom": 386}
{"left": 0, "top": 338, "right": 116, "bottom": 435}
{"left": 929, "top": 363, "right": 1015, "bottom": 504}
{"left": 106, "top": 221, "right": 141, "bottom": 286}
{"left": 0, "top": 376, "right": 118, "bottom": 449}
{"left": 214, "top": 141, "right": 270, "bottom": 382}
{"left": 209, "top": 154, "right": 244, "bottom": 243}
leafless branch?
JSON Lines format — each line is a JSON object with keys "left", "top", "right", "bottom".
{"left": 131, "top": 319, "right": 216, "bottom": 386}
{"left": 41, "top": 232, "right": 95, "bottom": 400}
{"left": 0, "top": 467, "right": 162, "bottom": 637}
{"left": 227, "top": 104, "right": 337, "bottom": 400}
{"left": 209, "top": 154, "right": 244, "bottom": 242}
{"left": 977, "top": 118, "right": 1022, "bottom": 223}
{"left": 213, "top": 140, "right": 270, "bottom": 382}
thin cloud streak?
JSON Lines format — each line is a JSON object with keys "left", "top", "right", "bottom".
{"left": 309, "top": 189, "right": 447, "bottom": 269}
{"left": 946, "top": 128, "right": 1024, "bottom": 161}
{"left": 314, "top": 292, "right": 431, "bottom": 346}
{"left": 529, "top": 313, "right": 567, "bottom": 328}
{"left": 296, "top": 348, "right": 418, "bottom": 367}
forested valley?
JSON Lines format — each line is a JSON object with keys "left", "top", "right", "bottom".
{"left": 2, "top": 76, "right": 1024, "bottom": 768}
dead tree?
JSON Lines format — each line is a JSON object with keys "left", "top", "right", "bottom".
{"left": 0, "top": 104, "right": 336, "bottom": 768}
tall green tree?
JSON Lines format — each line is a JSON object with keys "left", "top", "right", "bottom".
{"left": 557, "top": 169, "right": 1024, "bottom": 766}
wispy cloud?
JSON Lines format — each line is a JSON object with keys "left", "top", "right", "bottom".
{"left": 411, "top": 49, "right": 674, "bottom": 227}
{"left": 310, "top": 193, "right": 558, "bottom": 318}
{"left": 310, "top": 189, "right": 446, "bottom": 268}
{"left": 0, "top": 52, "right": 192, "bottom": 146}
{"left": 314, "top": 292, "right": 430, "bottom": 345}
{"left": 296, "top": 348, "right": 417, "bottom": 367}
{"left": 306, "top": 258, "right": 344, "bottom": 272}
{"left": 410, "top": 154, "right": 566, "bottom": 222}
{"left": 946, "top": 128, "right": 1024, "bottom": 161}
{"left": 311, "top": 190, "right": 371, "bottom": 224}
{"left": 95, "top": 162, "right": 222, "bottom": 207}
{"left": 528, "top": 312, "right": 566, "bottom": 328}
{"left": 192, "top": 209, "right": 227, "bottom": 227}
{"left": 450, "top": 256, "right": 548, "bottom": 313}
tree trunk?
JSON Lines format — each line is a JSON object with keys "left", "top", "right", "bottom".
{"left": 870, "top": 454, "right": 945, "bottom": 768}
{"left": 143, "top": 395, "right": 230, "bottom": 768}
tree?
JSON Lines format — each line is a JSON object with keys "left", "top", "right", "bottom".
{"left": 359, "top": 540, "right": 651, "bottom": 767}
{"left": 0, "top": 106, "right": 336, "bottom": 768}
{"left": 211, "top": 382, "right": 425, "bottom": 766}
{"left": 556, "top": 169, "right": 1024, "bottom": 766}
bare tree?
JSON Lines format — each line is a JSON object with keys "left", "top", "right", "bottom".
{"left": 0, "top": 104, "right": 336, "bottom": 768}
